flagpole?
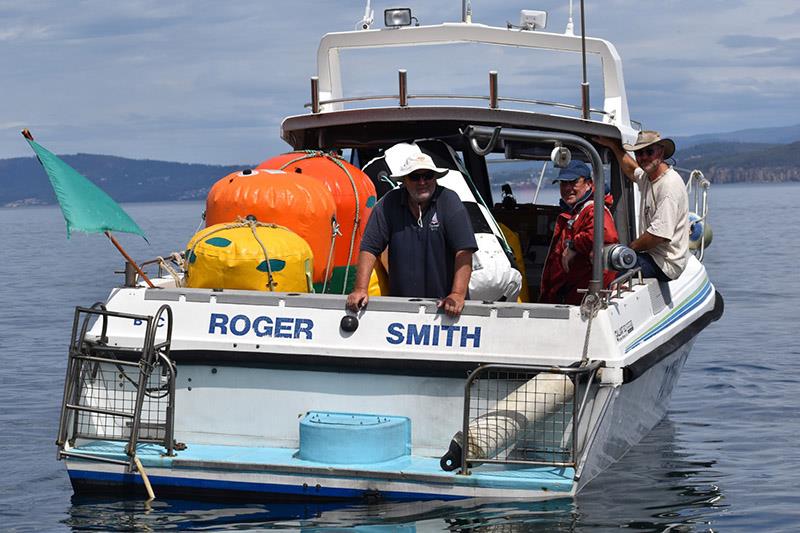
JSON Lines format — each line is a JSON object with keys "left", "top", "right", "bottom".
{"left": 105, "top": 231, "right": 156, "bottom": 288}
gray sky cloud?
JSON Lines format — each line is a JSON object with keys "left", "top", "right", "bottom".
{"left": 1, "top": 0, "right": 798, "bottom": 164}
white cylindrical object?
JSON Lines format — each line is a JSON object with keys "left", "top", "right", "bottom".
{"left": 462, "top": 373, "right": 574, "bottom": 459}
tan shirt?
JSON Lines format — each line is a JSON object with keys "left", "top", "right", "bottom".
{"left": 633, "top": 167, "right": 689, "bottom": 279}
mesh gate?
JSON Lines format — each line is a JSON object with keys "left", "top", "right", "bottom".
{"left": 459, "top": 363, "right": 601, "bottom": 472}
{"left": 71, "top": 356, "right": 174, "bottom": 444}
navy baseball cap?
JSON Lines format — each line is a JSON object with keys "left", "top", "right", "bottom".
{"left": 552, "top": 160, "right": 592, "bottom": 183}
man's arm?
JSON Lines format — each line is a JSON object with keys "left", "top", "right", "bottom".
{"left": 593, "top": 136, "right": 639, "bottom": 181}
{"left": 438, "top": 249, "right": 472, "bottom": 317}
{"left": 629, "top": 231, "right": 668, "bottom": 252}
{"left": 345, "top": 251, "right": 378, "bottom": 312}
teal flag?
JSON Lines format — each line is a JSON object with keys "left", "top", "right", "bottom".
{"left": 25, "top": 139, "right": 146, "bottom": 240}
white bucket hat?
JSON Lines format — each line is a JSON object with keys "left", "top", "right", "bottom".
{"left": 386, "top": 143, "right": 449, "bottom": 179}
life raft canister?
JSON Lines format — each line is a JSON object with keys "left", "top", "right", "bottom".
{"left": 204, "top": 168, "right": 336, "bottom": 285}
{"left": 185, "top": 222, "right": 313, "bottom": 292}
{"left": 257, "top": 152, "right": 377, "bottom": 294}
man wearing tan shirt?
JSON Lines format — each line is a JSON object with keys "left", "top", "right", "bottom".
{"left": 595, "top": 131, "right": 689, "bottom": 281}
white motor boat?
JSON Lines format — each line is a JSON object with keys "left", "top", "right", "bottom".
{"left": 56, "top": 6, "right": 723, "bottom": 502}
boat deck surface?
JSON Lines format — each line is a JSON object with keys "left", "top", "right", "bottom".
{"left": 67, "top": 440, "right": 575, "bottom": 497}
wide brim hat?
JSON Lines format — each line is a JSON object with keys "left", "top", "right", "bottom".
{"left": 386, "top": 143, "right": 449, "bottom": 179}
{"left": 552, "top": 160, "right": 592, "bottom": 183}
{"left": 623, "top": 130, "right": 675, "bottom": 159}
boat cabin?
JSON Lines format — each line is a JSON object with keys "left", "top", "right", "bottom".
{"left": 282, "top": 106, "right": 634, "bottom": 302}
{"left": 275, "top": 20, "right": 646, "bottom": 302}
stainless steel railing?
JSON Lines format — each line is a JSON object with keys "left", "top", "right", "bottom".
{"left": 305, "top": 69, "right": 610, "bottom": 118}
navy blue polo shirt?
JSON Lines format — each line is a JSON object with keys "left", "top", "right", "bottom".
{"left": 360, "top": 185, "right": 478, "bottom": 298}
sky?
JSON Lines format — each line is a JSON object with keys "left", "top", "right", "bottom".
{"left": 2, "top": 0, "right": 799, "bottom": 165}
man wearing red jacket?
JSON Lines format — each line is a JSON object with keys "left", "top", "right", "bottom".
{"left": 540, "top": 160, "right": 619, "bottom": 305}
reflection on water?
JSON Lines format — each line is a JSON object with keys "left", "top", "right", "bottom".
{"left": 578, "top": 418, "right": 726, "bottom": 533}
{"left": 64, "top": 496, "right": 575, "bottom": 531}
{"left": 63, "top": 422, "right": 724, "bottom": 532}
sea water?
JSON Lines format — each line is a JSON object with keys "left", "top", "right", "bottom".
{"left": 1, "top": 183, "right": 798, "bottom": 531}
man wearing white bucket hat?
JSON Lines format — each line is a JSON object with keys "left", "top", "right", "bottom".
{"left": 595, "top": 131, "right": 689, "bottom": 281}
{"left": 346, "top": 145, "right": 477, "bottom": 317}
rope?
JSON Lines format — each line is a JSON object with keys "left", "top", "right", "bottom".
{"left": 322, "top": 217, "right": 341, "bottom": 294}
{"left": 245, "top": 218, "right": 277, "bottom": 291}
{"left": 133, "top": 455, "right": 155, "bottom": 501}
{"left": 446, "top": 143, "right": 514, "bottom": 258}
{"left": 156, "top": 255, "right": 183, "bottom": 288}
{"left": 278, "top": 151, "right": 361, "bottom": 293}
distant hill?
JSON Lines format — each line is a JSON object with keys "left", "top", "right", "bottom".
{"left": 674, "top": 124, "right": 800, "bottom": 148}
{"left": 489, "top": 140, "right": 800, "bottom": 186}
{"left": 675, "top": 141, "right": 800, "bottom": 183}
{"left": 0, "top": 154, "right": 247, "bottom": 207}
{"left": 2, "top": 132, "right": 799, "bottom": 208}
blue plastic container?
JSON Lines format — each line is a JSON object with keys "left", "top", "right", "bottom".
{"left": 299, "top": 411, "right": 411, "bottom": 464}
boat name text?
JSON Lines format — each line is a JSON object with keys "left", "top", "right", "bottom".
{"left": 386, "top": 323, "right": 481, "bottom": 348}
{"left": 208, "top": 313, "right": 313, "bottom": 339}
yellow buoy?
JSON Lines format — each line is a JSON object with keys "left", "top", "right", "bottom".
{"left": 185, "top": 222, "right": 313, "bottom": 292}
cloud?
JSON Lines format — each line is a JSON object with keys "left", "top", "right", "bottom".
{"left": 719, "top": 35, "right": 783, "bottom": 48}
{"left": 0, "top": 0, "right": 798, "bottom": 163}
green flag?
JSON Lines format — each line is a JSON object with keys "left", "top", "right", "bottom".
{"left": 25, "top": 138, "right": 147, "bottom": 240}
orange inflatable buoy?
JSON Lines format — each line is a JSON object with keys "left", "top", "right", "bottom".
{"left": 205, "top": 168, "right": 336, "bottom": 285}
{"left": 258, "top": 151, "right": 377, "bottom": 293}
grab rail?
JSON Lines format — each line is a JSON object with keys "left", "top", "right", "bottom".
{"left": 686, "top": 170, "right": 711, "bottom": 261}
{"left": 305, "top": 69, "right": 609, "bottom": 118}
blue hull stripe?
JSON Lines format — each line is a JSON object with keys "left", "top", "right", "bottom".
{"left": 625, "top": 280, "right": 712, "bottom": 353}
{"left": 68, "top": 469, "right": 467, "bottom": 501}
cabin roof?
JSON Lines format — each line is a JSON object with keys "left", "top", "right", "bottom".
{"left": 280, "top": 106, "right": 623, "bottom": 151}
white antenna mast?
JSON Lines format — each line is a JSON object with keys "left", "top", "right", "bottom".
{"left": 565, "top": 0, "right": 575, "bottom": 35}
{"left": 462, "top": 0, "right": 473, "bottom": 23}
{"left": 356, "top": 0, "right": 374, "bottom": 30}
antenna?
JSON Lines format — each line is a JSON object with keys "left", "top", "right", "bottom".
{"left": 356, "top": 0, "right": 374, "bottom": 30}
{"left": 565, "top": 0, "right": 574, "bottom": 35}
{"left": 580, "top": 0, "right": 590, "bottom": 119}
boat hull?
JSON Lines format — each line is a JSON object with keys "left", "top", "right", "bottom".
{"left": 576, "top": 339, "right": 694, "bottom": 489}
{"left": 62, "top": 339, "right": 697, "bottom": 503}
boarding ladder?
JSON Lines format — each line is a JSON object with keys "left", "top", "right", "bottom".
{"left": 56, "top": 303, "right": 176, "bottom": 473}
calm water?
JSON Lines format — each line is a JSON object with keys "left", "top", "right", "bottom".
{"left": 1, "top": 183, "right": 799, "bottom": 531}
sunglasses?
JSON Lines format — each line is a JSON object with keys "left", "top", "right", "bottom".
{"left": 635, "top": 146, "right": 659, "bottom": 158}
{"left": 406, "top": 172, "right": 436, "bottom": 182}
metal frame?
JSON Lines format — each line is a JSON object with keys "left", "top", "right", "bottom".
{"left": 458, "top": 361, "right": 602, "bottom": 475}
{"left": 464, "top": 125, "right": 607, "bottom": 297}
{"left": 56, "top": 304, "right": 175, "bottom": 471}
{"left": 606, "top": 267, "right": 644, "bottom": 303}
{"left": 314, "top": 23, "right": 632, "bottom": 127}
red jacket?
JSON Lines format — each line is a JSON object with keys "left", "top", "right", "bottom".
{"left": 540, "top": 191, "right": 619, "bottom": 305}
